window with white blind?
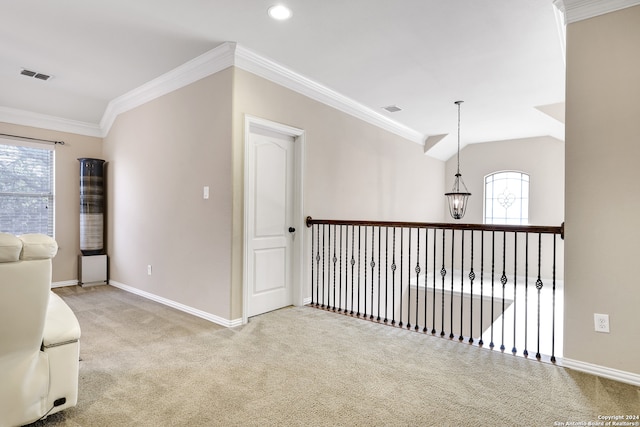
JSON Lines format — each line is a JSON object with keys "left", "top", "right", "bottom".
{"left": 0, "top": 142, "right": 55, "bottom": 236}
{"left": 484, "top": 171, "right": 529, "bottom": 225}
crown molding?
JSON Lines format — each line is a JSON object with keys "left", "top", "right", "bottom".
{"left": 0, "top": 106, "right": 102, "bottom": 137}
{"left": 99, "top": 42, "right": 237, "bottom": 135}
{"left": 553, "top": 0, "right": 640, "bottom": 24}
{"left": 234, "top": 45, "right": 424, "bottom": 144}
{"left": 1, "top": 41, "right": 424, "bottom": 145}
{"left": 102, "top": 42, "right": 423, "bottom": 143}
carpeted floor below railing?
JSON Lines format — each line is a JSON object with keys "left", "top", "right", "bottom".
{"left": 28, "top": 285, "right": 639, "bottom": 427}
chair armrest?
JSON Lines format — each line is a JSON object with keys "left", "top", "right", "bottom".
{"left": 43, "top": 292, "right": 81, "bottom": 347}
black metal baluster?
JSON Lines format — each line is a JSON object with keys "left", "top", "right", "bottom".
{"left": 478, "top": 231, "right": 485, "bottom": 347}
{"left": 414, "top": 228, "right": 420, "bottom": 331}
{"left": 406, "top": 228, "right": 412, "bottom": 330}
{"left": 332, "top": 225, "right": 337, "bottom": 311}
{"left": 432, "top": 229, "right": 437, "bottom": 335}
{"left": 551, "top": 234, "right": 557, "bottom": 363}
{"left": 535, "top": 233, "right": 543, "bottom": 360}
{"left": 377, "top": 226, "right": 382, "bottom": 321}
{"left": 399, "top": 228, "right": 404, "bottom": 328}
{"left": 391, "top": 228, "right": 397, "bottom": 325}
{"left": 423, "top": 228, "right": 429, "bottom": 333}
{"left": 350, "top": 226, "right": 355, "bottom": 315}
{"left": 363, "top": 227, "right": 368, "bottom": 318}
{"left": 459, "top": 230, "right": 465, "bottom": 341}
{"left": 348, "top": 226, "right": 352, "bottom": 314}
{"left": 370, "top": 227, "right": 376, "bottom": 320}
{"left": 449, "top": 229, "right": 455, "bottom": 339}
{"left": 315, "top": 225, "right": 321, "bottom": 308}
{"left": 338, "top": 225, "right": 343, "bottom": 312}
{"left": 500, "top": 231, "right": 507, "bottom": 352}
{"left": 468, "top": 231, "right": 475, "bottom": 344}
{"left": 512, "top": 232, "right": 518, "bottom": 355}
{"left": 321, "top": 224, "right": 326, "bottom": 309}
{"left": 490, "top": 231, "right": 495, "bottom": 349}
{"left": 357, "top": 226, "right": 362, "bottom": 317}
{"left": 311, "top": 224, "right": 316, "bottom": 306}
{"left": 384, "top": 227, "right": 389, "bottom": 323}
{"left": 523, "top": 232, "right": 529, "bottom": 357}
{"left": 440, "top": 229, "right": 446, "bottom": 337}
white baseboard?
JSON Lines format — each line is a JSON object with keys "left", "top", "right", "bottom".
{"left": 109, "top": 281, "right": 243, "bottom": 328}
{"left": 562, "top": 358, "right": 640, "bottom": 387}
{"left": 52, "top": 280, "right": 79, "bottom": 288}
{"left": 303, "top": 297, "right": 312, "bottom": 305}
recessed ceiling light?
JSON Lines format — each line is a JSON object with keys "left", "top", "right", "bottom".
{"left": 268, "top": 5, "right": 292, "bottom": 20}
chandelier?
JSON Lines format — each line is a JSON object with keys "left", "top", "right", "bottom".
{"left": 445, "top": 101, "right": 471, "bottom": 220}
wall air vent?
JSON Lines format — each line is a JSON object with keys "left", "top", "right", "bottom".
{"left": 383, "top": 105, "right": 402, "bottom": 113}
{"left": 21, "top": 68, "right": 52, "bottom": 81}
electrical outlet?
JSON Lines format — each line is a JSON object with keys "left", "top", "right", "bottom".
{"left": 147, "top": 265, "right": 152, "bottom": 276}
{"left": 594, "top": 313, "right": 610, "bottom": 333}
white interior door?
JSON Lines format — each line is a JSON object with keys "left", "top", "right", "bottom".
{"left": 246, "top": 125, "right": 295, "bottom": 317}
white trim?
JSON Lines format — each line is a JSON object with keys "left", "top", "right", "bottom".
{"left": 51, "top": 280, "right": 79, "bottom": 289}
{"left": 553, "top": 0, "right": 640, "bottom": 24}
{"left": 1, "top": 42, "right": 425, "bottom": 146}
{"left": 0, "top": 106, "right": 102, "bottom": 138}
{"left": 552, "top": 2, "right": 567, "bottom": 64}
{"left": 234, "top": 45, "right": 423, "bottom": 145}
{"left": 109, "top": 281, "right": 242, "bottom": 328}
{"left": 562, "top": 357, "right": 640, "bottom": 387}
{"left": 243, "top": 115, "right": 305, "bottom": 325}
{"left": 100, "top": 42, "right": 237, "bottom": 135}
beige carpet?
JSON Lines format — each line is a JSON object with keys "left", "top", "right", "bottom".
{"left": 28, "top": 285, "right": 639, "bottom": 427}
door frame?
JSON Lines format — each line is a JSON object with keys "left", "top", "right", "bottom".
{"left": 243, "top": 115, "right": 305, "bottom": 324}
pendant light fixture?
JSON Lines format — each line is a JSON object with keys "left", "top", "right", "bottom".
{"left": 445, "top": 100, "right": 471, "bottom": 220}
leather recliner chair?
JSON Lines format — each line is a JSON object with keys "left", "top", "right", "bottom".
{"left": 0, "top": 233, "right": 81, "bottom": 427}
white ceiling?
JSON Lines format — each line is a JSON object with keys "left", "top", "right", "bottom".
{"left": 1, "top": 0, "right": 569, "bottom": 160}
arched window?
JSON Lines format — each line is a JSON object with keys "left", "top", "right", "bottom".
{"left": 484, "top": 171, "right": 529, "bottom": 225}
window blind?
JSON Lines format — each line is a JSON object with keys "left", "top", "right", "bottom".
{"left": 0, "top": 142, "right": 55, "bottom": 236}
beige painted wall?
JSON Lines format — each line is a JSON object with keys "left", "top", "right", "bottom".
{"left": 445, "top": 136, "right": 565, "bottom": 226}
{"left": 564, "top": 5, "right": 640, "bottom": 374}
{"left": 0, "top": 122, "right": 102, "bottom": 282}
{"left": 232, "top": 70, "right": 445, "bottom": 221}
{"left": 231, "top": 68, "right": 446, "bottom": 319}
{"left": 103, "top": 69, "right": 234, "bottom": 319}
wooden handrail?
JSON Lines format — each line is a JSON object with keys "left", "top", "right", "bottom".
{"left": 306, "top": 216, "right": 564, "bottom": 239}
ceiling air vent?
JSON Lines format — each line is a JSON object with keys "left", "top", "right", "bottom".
{"left": 383, "top": 105, "right": 402, "bottom": 113}
{"left": 21, "top": 68, "right": 52, "bottom": 81}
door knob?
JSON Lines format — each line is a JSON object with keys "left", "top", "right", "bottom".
{"left": 288, "top": 227, "right": 296, "bottom": 233}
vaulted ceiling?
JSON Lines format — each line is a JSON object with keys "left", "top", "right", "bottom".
{"left": 0, "top": 1, "right": 633, "bottom": 159}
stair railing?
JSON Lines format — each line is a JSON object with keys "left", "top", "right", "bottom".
{"left": 306, "top": 216, "right": 564, "bottom": 363}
